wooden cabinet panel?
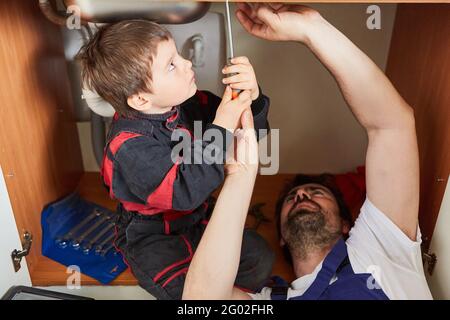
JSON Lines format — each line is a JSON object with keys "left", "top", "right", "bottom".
{"left": 0, "top": 1, "right": 83, "bottom": 278}
{"left": 385, "top": 4, "right": 450, "bottom": 249}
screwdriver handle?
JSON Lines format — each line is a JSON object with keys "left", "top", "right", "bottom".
{"left": 231, "top": 88, "right": 241, "bottom": 100}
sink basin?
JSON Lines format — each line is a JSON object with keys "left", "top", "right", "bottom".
{"left": 63, "top": 0, "right": 211, "bottom": 24}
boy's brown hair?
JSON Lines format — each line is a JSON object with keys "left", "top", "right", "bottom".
{"left": 77, "top": 20, "right": 172, "bottom": 117}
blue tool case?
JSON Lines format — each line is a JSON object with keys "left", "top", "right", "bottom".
{"left": 41, "top": 193, "right": 127, "bottom": 284}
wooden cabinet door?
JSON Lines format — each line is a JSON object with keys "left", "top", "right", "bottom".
{"left": 0, "top": 0, "right": 83, "bottom": 279}
{"left": 385, "top": 4, "right": 450, "bottom": 249}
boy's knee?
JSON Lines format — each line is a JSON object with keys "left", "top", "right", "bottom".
{"left": 135, "top": 270, "right": 185, "bottom": 300}
{"left": 243, "top": 229, "right": 274, "bottom": 262}
{"left": 253, "top": 234, "right": 275, "bottom": 279}
{"left": 238, "top": 230, "right": 275, "bottom": 289}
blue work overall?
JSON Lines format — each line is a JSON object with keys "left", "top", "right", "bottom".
{"left": 270, "top": 238, "right": 389, "bottom": 300}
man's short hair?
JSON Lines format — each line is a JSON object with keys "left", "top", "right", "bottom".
{"left": 76, "top": 20, "right": 172, "bottom": 117}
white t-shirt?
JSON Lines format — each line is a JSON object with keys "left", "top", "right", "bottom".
{"left": 250, "top": 197, "right": 433, "bottom": 300}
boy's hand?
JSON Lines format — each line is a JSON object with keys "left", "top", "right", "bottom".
{"left": 213, "top": 86, "right": 252, "bottom": 132}
{"left": 222, "top": 56, "right": 260, "bottom": 101}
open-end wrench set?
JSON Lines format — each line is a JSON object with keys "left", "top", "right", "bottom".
{"left": 41, "top": 193, "right": 127, "bottom": 284}
{"left": 55, "top": 207, "right": 117, "bottom": 256}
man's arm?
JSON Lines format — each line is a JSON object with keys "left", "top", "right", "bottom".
{"left": 182, "top": 173, "right": 254, "bottom": 300}
{"left": 306, "top": 16, "right": 419, "bottom": 240}
{"left": 182, "top": 110, "right": 257, "bottom": 300}
{"left": 237, "top": 4, "right": 419, "bottom": 240}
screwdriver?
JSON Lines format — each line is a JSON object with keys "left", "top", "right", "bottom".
{"left": 225, "top": 0, "right": 242, "bottom": 99}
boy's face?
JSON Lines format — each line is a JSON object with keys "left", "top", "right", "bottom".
{"left": 128, "top": 38, "right": 197, "bottom": 114}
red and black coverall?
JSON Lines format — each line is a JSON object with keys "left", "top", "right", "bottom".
{"left": 102, "top": 89, "right": 274, "bottom": 299}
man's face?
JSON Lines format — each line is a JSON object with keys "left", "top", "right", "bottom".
{"left": 279, "top": 183, "right": 344, "bottom": 258}
{"left": 143, "top": 39, "right": 197, "bottom": 113}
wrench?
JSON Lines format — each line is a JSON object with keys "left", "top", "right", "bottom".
{"left": 100, "top": 242, "right": 119, "bottom": 257}
{"left": 71, "top": 214, "right": 112, "bottom": 249}
{"left": 56, "top": 208, "right": 102, "bottom": 248}
{"left": 82, "top": 222, "right": 115, "bottom": 255}
{"left": 94, "top": 233, "right": 115, "bottom": 255}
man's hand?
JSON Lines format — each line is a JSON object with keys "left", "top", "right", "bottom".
{"left": 225, "top": 109, "right": 259, "bottom": 178}
{"left": 235, "top": 2, "right": 324, "bottom": 44}
{"left": 213, "top": 86, "right": 252, "bottom": 132}
{"left": 222, "top": 56, "right": 260, "bottom": 101}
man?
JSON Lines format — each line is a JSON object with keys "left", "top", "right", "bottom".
{"left": 183, "top": 3, "right": 432, "bottom": 300}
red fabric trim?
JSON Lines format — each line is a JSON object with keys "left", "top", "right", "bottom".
{"left": 146, "top": 162, "right": 179, "bottom": 210}
{"left": 120, "top": 201, "right": 195, "bottom": 216}
{"left": 120, "top": 201, "right": 162, "bottom": 215}
{"left": 164, "top": 220, "right": 170, "bottom": 235}
{"left": 154, "top": 258, "right": 189, "bottom": 283}
{"left": 101, "top": 156, "right": 113, "bottom": 194}
{"left": 162, "top": 267, "right": 188, "bottom": 288}
{"left": 163, "top": 209, "right": 194, "bottom": 222}
{"left": 166, "top": 111, "right": 179, "bottom": 124}
{"left": 109, "top": 132, "right": 142, "bottom": 155}
{"left": 181, "top": 234, "right": 193, "bottom": 256}
{"left": 101, "top": 132, "right": 142, "bottom": 199}
{"left": 233, "top": 284, "right": 255, "bottom": 294}
{"left": 153, "top": 236, "right": 193, "bottom": 283}
{"left": 200, "top": 202, "right": 209, "bottom": 225}
{"left": 196, "top": 90, "right": 208, "bottom": 106}
{"left": 113, "top": 112, "right": 119, "bottom": 120}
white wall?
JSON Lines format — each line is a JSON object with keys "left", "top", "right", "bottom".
{"left": 78, "top": 3, "right": 397, "bottom": 174}
{"left": 0, "top": 166, "right": 32, "bottom": 296}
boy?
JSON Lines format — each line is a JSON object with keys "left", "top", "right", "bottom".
{"left": 77, "top": 20, "right": 274, "bottom": 299}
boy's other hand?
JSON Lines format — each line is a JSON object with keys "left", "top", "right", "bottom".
{"left": 222, "top": 56, "right": 259, "bottom": 101}
{"left": 213, "top": 86, "right": 252, "bottom": 132}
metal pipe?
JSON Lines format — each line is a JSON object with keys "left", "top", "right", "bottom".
{"left": 39, "top": 0, "right": 67, "bottom": 26}
{"left": 39, "top": 0, "right": 90, "bottom": 27}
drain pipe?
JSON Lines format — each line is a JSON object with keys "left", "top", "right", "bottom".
{"left": 90, "top": 112, "right": 106, "bottom": 167}
{"left": 39, "top": 0, "right": 68, "bottom": 26}
{"left": 39, "top": 0, "right": 91, "bottom": 27}
{"left": 39, "top": 0, "right": 105, "bottom": 167}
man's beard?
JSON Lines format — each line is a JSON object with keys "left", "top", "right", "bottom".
{"left": 283, "top": 205, "right": 342, "bottom": 260}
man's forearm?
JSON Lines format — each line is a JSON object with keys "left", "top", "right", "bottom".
{"left": 182, "top": 173, "right": 256, "bottom": 300}
{"left": 305, "top": 17, "right": 414, "bottom": 131}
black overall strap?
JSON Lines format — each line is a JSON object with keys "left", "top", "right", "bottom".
{"left": 269, "top": 275, "right": 290, "bottom": 300}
